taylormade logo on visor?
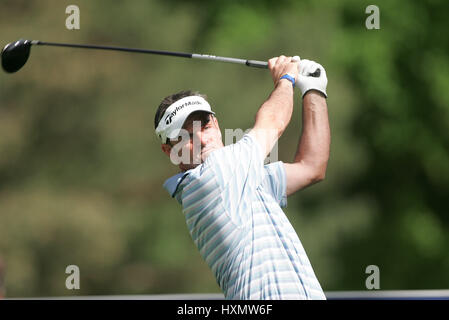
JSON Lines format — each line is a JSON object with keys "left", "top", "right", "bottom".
{"left": 155, "top": 96, "right": 214, "bottom": 144}
{"left": 165, "top": 100, "right": 202, "bottom": 125}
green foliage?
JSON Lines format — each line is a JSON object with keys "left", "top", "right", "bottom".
{"left": 0, "top": 0, "right": 448, "bottom": 296}
{"left": 329, "top": 0, "right": 449, "bottom": 290}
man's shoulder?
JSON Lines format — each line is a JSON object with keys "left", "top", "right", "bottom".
{"left": 164, "top": 163, "right": 218, "bottom": 199}
{"left": 163, "top": 133, "right": 262, "bottom": 198}
{"left": 203, "top": 133, "right": 260, "bottom": 168}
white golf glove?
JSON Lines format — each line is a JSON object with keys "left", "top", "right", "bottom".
{"left": 292, "top": 57, "right": 328, "bottom": 98}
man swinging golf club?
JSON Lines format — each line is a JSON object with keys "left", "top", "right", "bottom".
{"left": 154, "top": 55, "right": 330, "bottom": 300}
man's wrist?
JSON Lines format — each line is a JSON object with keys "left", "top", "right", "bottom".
{"left": 303, "top": 90, "right": 327, "bottom": 105}
{"left": 279, "top": 74, "right": 296, "bottom": 88}
{"left": 303, "top": 89, "right": 327, "bottom": 99}
{"left": 277, "top": 77, "right": 295, "bottom": 90}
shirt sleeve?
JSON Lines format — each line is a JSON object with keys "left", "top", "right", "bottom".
{"left": 205, "top": 133, "right": 265, "bottom": 188}
{"left": 203, "top": 133, "right": 266, "bottom": 224}
{"left": 261, "top": 161, "right": 288, "bottom": 208}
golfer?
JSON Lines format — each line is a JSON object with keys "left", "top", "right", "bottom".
{"left": 154, "top": 55, "right": 330, "bottom": 299}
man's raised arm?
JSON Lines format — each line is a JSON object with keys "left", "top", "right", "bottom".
{"left": 284, "top": 59, "right": 330, "bottom": 196}
{"left": 250, "top": 55, "right": 299, "bottom": 158}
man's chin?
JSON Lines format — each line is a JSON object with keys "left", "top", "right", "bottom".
{"left": 180, "top": 162, "right": 200, "bottom": 171}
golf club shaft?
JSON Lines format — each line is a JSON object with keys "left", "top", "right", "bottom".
{"left": 34, "top": 40, "right": 269, "bottom": 69}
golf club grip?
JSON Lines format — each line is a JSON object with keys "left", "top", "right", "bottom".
{"left": 246, "top": 60, "right": 268, "bottom": 69}
{"left": 247, "top": 59, "right": 321, "bottom": 78}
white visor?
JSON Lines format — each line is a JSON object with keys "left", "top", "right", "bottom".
{"left": 155, "top": 96, "right": 215, "bottom": 143}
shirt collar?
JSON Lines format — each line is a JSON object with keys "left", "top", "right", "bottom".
{"left": 163, "top": 171, "right": 190, "bottom": 197}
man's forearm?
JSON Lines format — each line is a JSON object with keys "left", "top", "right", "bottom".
{"left": 252, "top": 80, "right": 294, "bottom": 156}
{"left": 251, "top": 56, "right": 298, "bottom": 157}
{"left": 256, "top": 79, "right": 294, "bottom": 133}
{"left": 294, "top": 91, "right": 330, "bottom": 176}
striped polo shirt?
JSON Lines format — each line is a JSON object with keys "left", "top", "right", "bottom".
{"left": 163, "top": 133, "right": 325, "bottom": 300}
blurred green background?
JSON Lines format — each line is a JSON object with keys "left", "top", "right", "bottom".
{"left": 0, "top": 0, "right": 448, "bottom": 297}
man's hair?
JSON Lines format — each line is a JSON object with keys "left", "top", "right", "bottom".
{"left": 154, "top": 90, "right": 208, "bottom": 130}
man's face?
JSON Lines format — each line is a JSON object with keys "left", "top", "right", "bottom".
{"left": 162, "top": 112, "right": 224, "bottom": 170}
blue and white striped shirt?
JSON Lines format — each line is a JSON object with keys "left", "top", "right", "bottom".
{"left": 163, "top": 133, "right": 325, "bottom": 300}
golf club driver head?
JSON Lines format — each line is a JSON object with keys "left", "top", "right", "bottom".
{"left": 1, "top": 39, "right": 33, "bottom": 73}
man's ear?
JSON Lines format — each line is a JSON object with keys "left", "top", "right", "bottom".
{"left": 161, "top": 144, "right": 172, "bottom": 157}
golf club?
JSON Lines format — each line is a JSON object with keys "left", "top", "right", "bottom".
{"left": 1, "top": 39, "right": 320, "bottom": 77}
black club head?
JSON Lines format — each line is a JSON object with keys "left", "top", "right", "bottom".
{"left": 1, "top": 39, "right": 33, "bottom": 73}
